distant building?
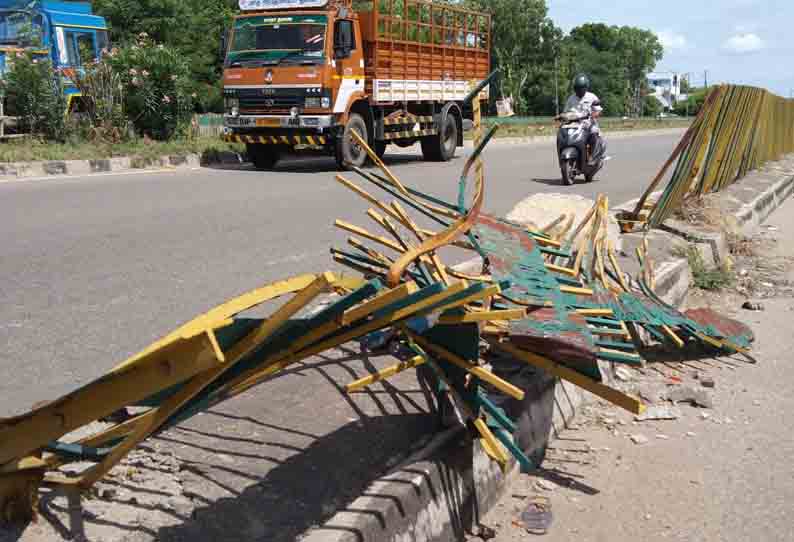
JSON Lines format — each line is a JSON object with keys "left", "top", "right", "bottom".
{"left": 647, "top": 71, "right": 686, "bottom": 111}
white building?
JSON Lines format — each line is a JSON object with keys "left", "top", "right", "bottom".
{"left": 647, "top": 71, "right": 686, "bottom": 110}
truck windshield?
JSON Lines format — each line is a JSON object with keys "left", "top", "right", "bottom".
{"left": 227, "top": 14, "right": 327, "bottom": 67}
{"left": 0, "top": 10, "right": 42, "bottom": 45}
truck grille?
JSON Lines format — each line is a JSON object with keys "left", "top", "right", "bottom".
{"left": 238, "top": 89, "right": 303, "bottom": 113}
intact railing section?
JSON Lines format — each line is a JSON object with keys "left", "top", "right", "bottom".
{"left": 627, "top": 85, "right": 794, "bottom": 229}
{"left": 194, "top": 113, "right": 224, "bottom": 138}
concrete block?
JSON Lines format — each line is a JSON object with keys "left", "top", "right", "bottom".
{"left": 0, "top": 163, "right": 20, "bottom": 178}
{"left": 507, "top": 193, "right": 623, "bottom": 252}
{"left": 110, "top": 157, "right": 132, "bottom": 171}
{"left": 42, "top": 161, "right": 67, "bottom": 175}
{"left": 13, "top": 162, "right": 44, "bottom": 178}
{"left": 64, "top": 160, "right": 92, "bottom": 176}
{"left": 89, "top": 159, "right": 113, "bottom": 173}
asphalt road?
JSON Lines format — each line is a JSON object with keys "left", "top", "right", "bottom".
{"left": 0, "top": 131, "right": 684, "bottom": 541}
{"left": 0, "top": 132, "right": 682, "bottom": 416}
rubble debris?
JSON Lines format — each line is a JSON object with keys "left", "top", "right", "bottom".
{"left": 516, "top": 495, "right": 553, "bottom": 535}
{"left": 471, "top": 524, "right": 497, "bottom": 540}
{"left": 700, "top": 377, "right": 716, "bottom": 388}
{"left": 615, "top": 366, "right": 634, "bottom": 382}
{"left": 668, "top": 386, "right": 714, "bottom": 409}
{"left": 637, "top": 383, "right": 668, "bottom": 404}
{"left": 635, "top": 405, "right": 682, "bottom": 422}
{"left": 535, "top": 479, "right": 557, "bottom": 492}
{"left": 630, "top": 434, "right": 649, "bottom": 445}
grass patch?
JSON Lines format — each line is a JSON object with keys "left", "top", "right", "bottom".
{"left": 0, "top": 137, "right": 244, "bottom": 164}
{"left": 679, "top": 245, "right": 735, "bottom": 291}
{"left": 468, "top": 116, "right": 692, "bottom": 139}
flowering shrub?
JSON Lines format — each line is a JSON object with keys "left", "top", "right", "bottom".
{"left": 71, "top": 55, "right": 128, "bottom": 143}
{"left": 2, "top": 51, "right": 68, "bottom": 140}
{"left": 107, "top": 34, "right": 195, "bottom": 140}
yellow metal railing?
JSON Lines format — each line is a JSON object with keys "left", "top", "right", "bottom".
{"left": 629, "top": 85, "right": 794, "bottom": 228}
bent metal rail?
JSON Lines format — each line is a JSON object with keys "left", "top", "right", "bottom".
{"left": 0, "top": 83, "right": 755, "bottom": 527}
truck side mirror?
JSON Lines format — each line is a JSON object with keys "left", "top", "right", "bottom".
{"left": 334, "top": 20, "right": 353, "bottom": 59}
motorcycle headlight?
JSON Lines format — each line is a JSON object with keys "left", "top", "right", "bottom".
{"left": 225, "top": 97, "right": 239, "bottom": 117}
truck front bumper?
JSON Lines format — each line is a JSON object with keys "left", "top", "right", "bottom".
{"left": 223, "top": 115, "right": 337, "bottom": 146}
{"left": 224, "top": 114, "right": 336, "bottom": 130}
{"left": 223, "top": 131, "right": 331, "bottom": 146}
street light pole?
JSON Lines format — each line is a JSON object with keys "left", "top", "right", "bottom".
{"left": 554, "top": 56, "right": 559, "bottom": 117}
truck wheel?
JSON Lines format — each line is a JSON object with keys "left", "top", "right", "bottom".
{"left": 248, "top": 144, "right": 280, "bottom": 170}
{"left": 421, "top": 113, "right": 458, "bottom": 162}
{"left": 336, "top": 113, "right": 368, "bottom": 170}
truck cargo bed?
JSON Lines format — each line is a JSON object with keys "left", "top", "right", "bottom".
{"left": 357, "top": 0, "right": 490, "bottom": 102}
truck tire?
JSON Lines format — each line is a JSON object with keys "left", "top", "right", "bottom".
{"left": 335, "top": 113, "right": 368, "bottom": 170}
{"left": 248, "top": 144, "right": 280, "bottom": 170}
{"left": 421, "top": 113, "right": 458, "bottom": 162}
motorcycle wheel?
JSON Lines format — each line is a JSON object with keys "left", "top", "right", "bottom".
{"left": 561, "top": 159, "right": 575, "bottom": 186}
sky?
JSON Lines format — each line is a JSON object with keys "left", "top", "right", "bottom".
{"left": 547, "top": 0, "right": 794, "bottom": 97}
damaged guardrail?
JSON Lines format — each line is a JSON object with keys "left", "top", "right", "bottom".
{"left": 0, "top": 93, "right": 756, "bottom": 529}
{"left": 622, "top": 85, "right": 794, "bottom": 230}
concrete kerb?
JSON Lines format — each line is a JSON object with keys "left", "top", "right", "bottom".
{"left": 306, "top": 162, "right": 794, "bottom": 541}
{"left": 0, "top": 153, "right": 204, "bottom": 181}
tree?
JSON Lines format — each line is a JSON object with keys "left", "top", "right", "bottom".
{"left": 561, "top": 23, "right": 662, "bottom": 117}
{"left": 94, "top": 0, "right": 236, "bottom": 111}
{"left": 464, "top": 0, "right": 563, "bottom": 115}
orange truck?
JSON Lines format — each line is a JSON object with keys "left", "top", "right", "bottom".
{"left": 221, "top": 0, "right": 491, "bottom": 170}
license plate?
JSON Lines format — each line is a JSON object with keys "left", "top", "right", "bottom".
{"left": 256, "top": 118, "right": 280, "bottom": 127}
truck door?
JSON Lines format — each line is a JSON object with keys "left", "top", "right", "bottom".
{"left": 331, "top": 18, "right": 364, "bottom": 114}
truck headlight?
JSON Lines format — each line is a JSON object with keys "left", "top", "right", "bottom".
{"left": 305, "top": 96, "right": 331, "bottom": 109}
{"left": 225, "top": 97, "right": 239, "bottom": 117}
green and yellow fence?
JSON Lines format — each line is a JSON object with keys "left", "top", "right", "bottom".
{"left": 627, "top": 85, "right": 794, "bottom": 229}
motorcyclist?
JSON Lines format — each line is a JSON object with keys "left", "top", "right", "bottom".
{"left": 562, "top": 74, "right": 606, "bottom": 166}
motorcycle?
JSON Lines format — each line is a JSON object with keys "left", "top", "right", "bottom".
{"left": 556, "top": 110, "right": 605, "bottom": 186}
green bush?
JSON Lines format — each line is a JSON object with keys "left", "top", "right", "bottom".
{"left": 2, "top": 51, "right": 69, "bottom": 140}
{"left": 71, "top": 54, "right": 128, "bottom": 142}
{"left": 108, "top": 34, "right": 195, "bottom": 140}
{"left": 643, "top": 94, "right": 663, "bottom": 117}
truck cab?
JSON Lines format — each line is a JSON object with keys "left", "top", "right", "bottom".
{"left": 222, "top": 0, "right": 490, "bottom": 170}
{"left": 0, "top": 1, "right": 108, "bottom": 118}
